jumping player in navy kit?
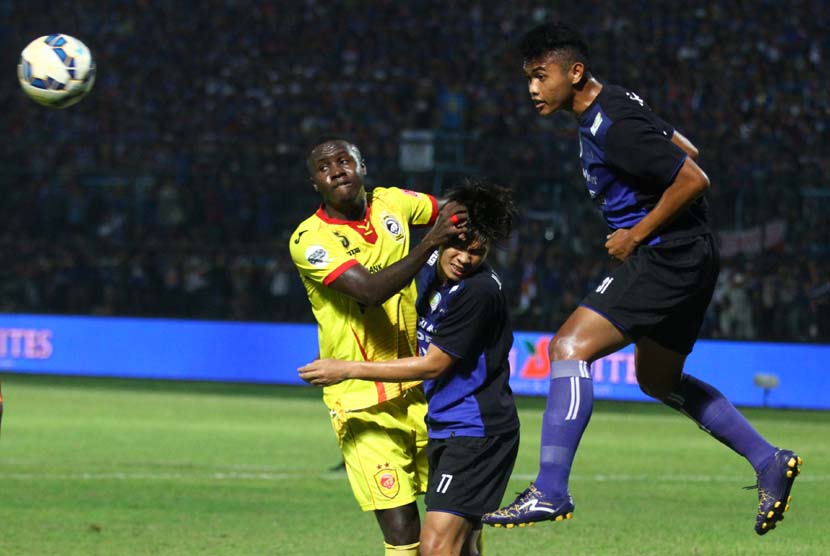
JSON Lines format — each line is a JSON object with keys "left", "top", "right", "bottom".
{"left": 482, "top": 21, "right": 801, "bottom": 536}
{"left": 301, "top": 180, "right": 518, "bottom": 556}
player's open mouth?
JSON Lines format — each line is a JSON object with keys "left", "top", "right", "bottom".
{"left": 450, "top": 264, "right": 466, "bottom": 277}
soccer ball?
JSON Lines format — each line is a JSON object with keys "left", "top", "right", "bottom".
{"left": 17, "top": 34, "right": 96, "bottom": 108}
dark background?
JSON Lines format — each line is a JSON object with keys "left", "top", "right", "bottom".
{"left": 1, "top": 1, "right": 827, "bottom": 342}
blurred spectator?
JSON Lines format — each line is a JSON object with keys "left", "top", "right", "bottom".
{"left": 0, "top": 1, "right": 826, "bottom": 342}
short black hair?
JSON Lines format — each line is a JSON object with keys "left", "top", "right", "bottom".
{"left": 445, "top": 178, "right": 515, "bottom": 246}
{"left": 305, "top": 133, "right": 363, "bottom": 173}
{"left": 519, "top": 21, "right": 590, "bottom": 72}
{"left": 307, "top": 133, "right": 357, "bottom": 155}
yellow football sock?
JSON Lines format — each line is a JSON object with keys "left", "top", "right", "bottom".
{"left": 384, "top": 541, "right": 419, "bottom": 555}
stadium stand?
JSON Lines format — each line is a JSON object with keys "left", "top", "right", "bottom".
{"left": 0, "top": 1, "right": 827, "bottom": 341}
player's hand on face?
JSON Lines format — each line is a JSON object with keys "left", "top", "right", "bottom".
{"left": 605, "top": 228, "right": 639, "bottom": 261}
{"left": 298, "top": 359, "right": 348, "bottom": 386}
{"left": 428, "top": 201, "right": 469, "bottom": 245}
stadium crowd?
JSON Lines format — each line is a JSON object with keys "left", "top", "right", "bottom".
{"left": 1, "top": 1, "right": 828, "bottom": 342}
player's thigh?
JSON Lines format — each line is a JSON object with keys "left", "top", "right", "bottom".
{"left": 635, "top": 336, "right": 687, "bottom": 400}
{"left": 336, "top": 395, "right": 428, "bottom": 511}
{"left": 581, "top": 235, "right": 717, "bottom": 354}
{"left": 550, "top": 306, "right": 629, "bottom": 363}
{"left": 420, "top": 511, "right": 473, "bottom": 556}
{"left": 645, "top": 236, "right": 719, "bottom": 354}
{"left": 404, "top": 389, "right": 430, "bottom": 497}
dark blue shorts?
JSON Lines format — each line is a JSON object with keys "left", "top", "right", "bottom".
{"left": 424, "top": 430, "right": 519, "bottom": 518}
{"left": 581, "top": 234, "right": 719, "bottom": 354}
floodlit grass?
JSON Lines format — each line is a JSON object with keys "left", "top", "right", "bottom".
{"left": 1, "top": 373, "right": 827, "bottom": 555}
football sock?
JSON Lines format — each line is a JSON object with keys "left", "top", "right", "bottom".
{"left": 665, "top": 374, "right": 776, "bottom": 471}
{"left": 384, "top": 541, "right": 419, "bottom": 555}
{"left": 534, "top": 360, "right": 593, "bottom": 496}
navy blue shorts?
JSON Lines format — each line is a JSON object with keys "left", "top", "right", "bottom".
{"left": 581, "top": 234, "right": 719, "bottom": 354}
{"left": 424, "top": 430, "right": 519, "bottom": 518}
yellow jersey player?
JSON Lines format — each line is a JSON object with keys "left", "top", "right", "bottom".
{"left": 289, "top": 135, "right": 467, "bottom": 556}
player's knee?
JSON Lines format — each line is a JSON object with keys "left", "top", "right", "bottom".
{"left": 638, "top": 381, "right": 660, "bottom": 400}
{"left": 376, "top": 505, "right": 420, "bottom": 546}
{"left": 637, "top": 378, "right": 673, "bottom": 401}
{"left": 419, "top": 530, "right": 454, "bottom": 556}
{"left": 382, "top": 525, "right": 420, "bottom": 547}
{"left": 548, "top": 334, "right": 578, "bottom": 361}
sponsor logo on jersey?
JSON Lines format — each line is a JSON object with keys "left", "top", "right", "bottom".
{"left": 305, "top": 245, "right": 330, "bottom": 267}
{"left": 418, "top": 317, "right": 436, "bottom": 334}
{"left": 582, "top": 168, "right": 598, "bottom": 187}
{"left": 625, "top": 91, "right": 644, "bottom": 106}
{"left": 332, "top": 231, "right": 350, "bottom": 248}
{"left": 596, "top": 276, "right": 614, "bottom": 294}
{"left": 293, "top": 230, "right": 307, "bottom": 244}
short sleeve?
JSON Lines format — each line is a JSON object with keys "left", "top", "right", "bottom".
{"left": 388, "top": 187, "right": 438, "bottom": 227}
{"left": 288, "top": 227, "right": 359, "bottom": 287}
{"left": 605, "top": 117, "right": 687, "bottom": 188}
{"left": 430, "top": 282, "right": 498, "bottom": 359}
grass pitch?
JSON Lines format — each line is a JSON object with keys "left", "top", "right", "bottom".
{"left": 1, "top": 373, "right": 827, "bottom": 555}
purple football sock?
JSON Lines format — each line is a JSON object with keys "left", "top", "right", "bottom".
{"left": 665, "top": 374, "right": 776, "bottom": 471}
{"left": 534, "top": 360, "right": 593, "bottom": 497}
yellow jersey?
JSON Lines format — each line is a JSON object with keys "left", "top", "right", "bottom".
{"left": 289, "top": 186, "right": 438, "bottom": 411}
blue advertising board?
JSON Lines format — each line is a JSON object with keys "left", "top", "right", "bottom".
{"left": 0, "top": 314, "right": 315, "bottom": 386}
{"left": 1, "top": 314, "right": 827, "bottom": 410}
{"left": 508, "top": 332, "right": 830, "bottom": 410}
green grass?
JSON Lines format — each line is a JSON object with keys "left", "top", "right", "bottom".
{"left": 1, "top": 373, "right": 827, "bottom": 555}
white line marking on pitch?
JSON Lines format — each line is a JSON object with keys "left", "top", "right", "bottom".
{"left": 0, "top": 471, "right": 823, "bottom": 483}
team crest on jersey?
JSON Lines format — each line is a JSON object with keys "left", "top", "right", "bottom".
{"left": 381, "top": 214, "right": 405, "bottom": 242}
{"left": 429, "top": 291, "right": 441, "bottom": 312}
{"left": 374, "top": 463, "right": 400, "bottom": 498}
{"left": 305, "top": 245, "right": 330, "bottom": 267}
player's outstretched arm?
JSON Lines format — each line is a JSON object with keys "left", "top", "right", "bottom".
{"left": 299, "top": 344, "right": 455, "bottom": 386}
{"left": 327, "top": 202, "right": 467, "bottom": 306}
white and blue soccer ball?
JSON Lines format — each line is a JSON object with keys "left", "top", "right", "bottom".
{"left": 17, "top": 34, "right": 96, "bottom": 108}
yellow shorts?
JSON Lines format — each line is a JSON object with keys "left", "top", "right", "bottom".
{"left": 331, "top": 388, "right": 428, "bottom": 511}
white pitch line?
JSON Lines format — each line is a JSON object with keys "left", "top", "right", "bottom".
{"left": 0, "top": 471, "right": 823, "bottom": 483}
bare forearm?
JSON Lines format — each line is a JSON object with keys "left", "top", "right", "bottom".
{"left": 345, "top": 355, "right": 443, "bottom": 382}
{"left": 330, "top": 200, "right": 467, "bottom": 306}
{"left": 352, "top": 236, "right": 441, "bottom": 306}
{"left": 629, "top": 159, "right": 709, "bottom": 244}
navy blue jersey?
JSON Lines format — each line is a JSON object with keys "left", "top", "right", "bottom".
{"left": 578, "top": 83, "right": 709, "bottom": 243}
{"left": 414, "top": 252, "right": 518, "bottom": 439}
